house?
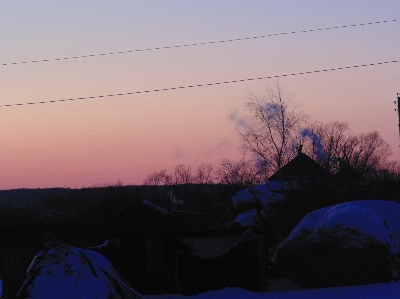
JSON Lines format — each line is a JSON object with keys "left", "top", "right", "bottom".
{"left": 100, "top": 225, "right": 271, "bottom": 295}
{"left": 267, "top": 147, "right": 332, "bottom": 191}
{"left": 95, "top": 199, "right": 276, "bottom": 295}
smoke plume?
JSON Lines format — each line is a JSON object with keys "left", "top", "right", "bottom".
{"left": 300, "top": 128, "right": 327, "bottom": 161}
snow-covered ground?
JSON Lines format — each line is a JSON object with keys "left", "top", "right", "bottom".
{"left": 16, "top": 184, "right": 400, "bottom": 299}
{"left": 147, "top": 281, "right": 400, "bottom": 299}
{"left": 225, "top": 186, "right": 400, "bottom": 297}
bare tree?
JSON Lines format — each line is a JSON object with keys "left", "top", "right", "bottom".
{"left": 143, "top": 169, "right": 173, "bottom": 186}
{"left": 303, "top": 121, "right": 392, "bottom": 178}
{"left": 145, "top": 164, "right": 215, "bottom": 185}
{"left": 302, "top": 121, "right": 351, "bottom": 173}
{"left": 173, "top": 164, "right": 193, "bottom": 184}
{"left": 238, "top": 82, "right": 308, "bottom": 177}
{"left": 341, "top": 131, "right": 391, "bottom": 178}
{"left": 193, "top": 163, "right": 215, "bottom": 184}
{"left": 215, "top": 157, "right": 264, "bottom": 187}
{"left": 377, "top": 160, "right": 400, "bottom": 182}
{"left": 143, "top": 169, "right": 174, "bottom": 211}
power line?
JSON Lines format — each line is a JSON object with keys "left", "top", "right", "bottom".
{"left": 1, "top": 60, "right": 398, "bottom": 108}
{"left": 1, "top": 19, "right": 397, "bottom": 66}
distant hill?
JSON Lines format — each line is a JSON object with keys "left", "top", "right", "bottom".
{"left": 0, "top": 188, "right": 72, "bottom": 207}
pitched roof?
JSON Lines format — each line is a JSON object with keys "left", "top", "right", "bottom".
{"left": 268, "top": 152, "right": 331, "bottom": 181}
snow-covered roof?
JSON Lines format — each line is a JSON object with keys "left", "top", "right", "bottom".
{"left": 141, "top": 199, "right": 170, "bottom": 214}
{"left": 178, "top": 227, "right": 259, "bottom": 259}
{"left": 231, "top": 184, "right": 283, "bottom": 227}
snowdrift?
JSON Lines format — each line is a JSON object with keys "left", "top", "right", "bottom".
{"left": 231, "top": 184, "right": 283, "bottom": 226}
{"left": 17, "top": 245, "right": 142, "bottom": 299}
{"left": 147, "top": 281, "right": 400, "bottom": 299}
{"left": 273, "top": 200, "right": 400, "bottom": 288}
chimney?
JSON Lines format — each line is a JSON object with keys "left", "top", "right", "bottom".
{"left": 296, "top": 144, "right": 303, "bottom": 155}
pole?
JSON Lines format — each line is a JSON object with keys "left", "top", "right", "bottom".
{"left": 398, "top": 93, "right": 400, "bottom": 144}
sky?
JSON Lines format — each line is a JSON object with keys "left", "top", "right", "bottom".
{"left": 0, "top": 1, "right": 399, "bottom": 189}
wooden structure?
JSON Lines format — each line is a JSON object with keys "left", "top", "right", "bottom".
{"left": 100, "top": 226, "right": 271, "bottom": 295}
{"left": 267, "top": 149, "right": 331, "bottom": 191}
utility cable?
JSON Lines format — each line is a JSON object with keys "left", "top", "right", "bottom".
{"left": 1, "top": 19, "right": 397, "bottom": 66}
{"left": 1, "top": 60, "right": 398, "bottom": 108}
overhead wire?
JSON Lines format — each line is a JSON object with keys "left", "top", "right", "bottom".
{"left": 1, "top": 60, "right": 398, "bottom": 108}
{"left": 1, "top": 19, "right": 397, "bottom": 66}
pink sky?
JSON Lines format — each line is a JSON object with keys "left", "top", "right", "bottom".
{"left": 1, "top": 1, "right": 399, "bottom": 189}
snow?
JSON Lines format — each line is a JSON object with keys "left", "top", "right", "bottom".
{"left": 231, "top": 184, "right": 283, "bottom": 209}
{"left": 17, "top": 198, "right": 400, "bottom": 299}
{"left": 266, "top": 180, "right": 300, "bottom": 191}
{"left": 231, "top": 184, "right": 283, "bottom": 226}
{"left": 234, "top": 208, "right": 259, "bottom": 226}
{"left": 18, "top": 245, "right": 142, "bottom": 299}
{"left": 142, "top": 199, "right": 170, "bottom": 214}
{"left": 178, "top": 237, "right": 240, "bottom": 259}
{"left": 318, "top": 205, "right": 390, "bottom": 246}
{"left": 270, "top": 199, "right": 400, "bottom": 288}
{"left": 146, "top": 281, "right": 400, "bottom": 299}
{"left": 285, "top": 200, "right": 400, "bottom": 253}
{"left": 251, "top": 184, "right": 283, "bottom": 207}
